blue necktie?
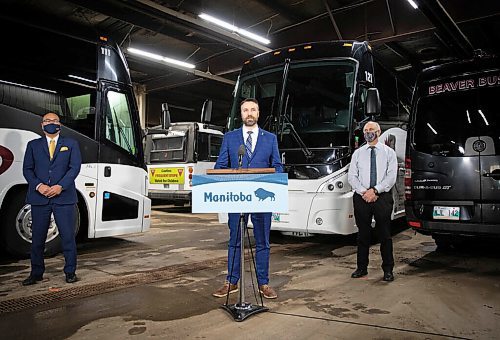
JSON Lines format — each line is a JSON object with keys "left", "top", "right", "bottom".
{"left": 246, "top": 131, "right": 253, "bottom": 159}
{"left": 370, "top": 146, "right": 377, "bottom": 188}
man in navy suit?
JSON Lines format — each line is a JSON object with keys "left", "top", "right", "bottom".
{"left": 22, "top": 112, "right": 82, "bottom": 285}
{"left": 212, "top": 98, "right": 283, "bottom": 299}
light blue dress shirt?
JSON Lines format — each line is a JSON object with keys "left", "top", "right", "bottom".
{"left": 348, "top": 141, "right": 398, "bottom": 195}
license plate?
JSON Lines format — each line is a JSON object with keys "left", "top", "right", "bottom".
{"left": 433, "top": 206, "right": 460, "bottom": 220}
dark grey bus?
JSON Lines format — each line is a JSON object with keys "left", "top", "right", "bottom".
{"left": 405, "top": 56, "right": 500, "bottom": 247}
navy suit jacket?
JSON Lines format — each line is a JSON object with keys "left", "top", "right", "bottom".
{"left": 23, "top": 136, "right": 82, "bottom": 205}
{"left": 215, "top": 127, "right": 284, "bottom": 173}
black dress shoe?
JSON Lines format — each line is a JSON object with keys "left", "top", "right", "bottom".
{"left": 351, "top": 269, "right": 368, "bottom": 278}
{"left": 65, "top": 273, "right": 78, "bottom": 283}
{"left": 383, "top": 272, "right": 394, "bottom": 282}
{"left": 22, "top": 275, "right": 43, "bottom": 286}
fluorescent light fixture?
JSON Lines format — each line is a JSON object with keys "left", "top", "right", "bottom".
{"left": 426, "top": 122, "right": 438, "bottom": 135}
{"left": 466, "top": 109, "right": 471, "bottom": 124}
{"left": 127, "top": 47, "right": 195, "bottom": 69}
{"left": 478, "top": 109, "right": 489, "bottom": 126}
{"left": 69, "top": 74, "right": 96, "bottom": 83}
{"left": 199, "top": 13, "right": 271, "bottom": 45}
{"left": 407, "top": 0, "right": 418, "bottom": 9}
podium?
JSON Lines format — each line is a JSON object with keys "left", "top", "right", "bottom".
{"left": 192, "top": 168, "right": 288, "bottom": 322}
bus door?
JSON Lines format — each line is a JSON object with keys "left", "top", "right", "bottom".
{"left": 94, "top": 83, "right": 147, "bottom": 237}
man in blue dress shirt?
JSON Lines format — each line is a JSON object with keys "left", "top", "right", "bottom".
{"left": 348, "top": 121, "right": 397, "bottom": 282}
{"left": 212, "top": 98, "right": 283, "bottom": 299}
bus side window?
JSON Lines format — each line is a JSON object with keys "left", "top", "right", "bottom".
{"left": 210, "top": 135, "right": 222, "bottom": 160}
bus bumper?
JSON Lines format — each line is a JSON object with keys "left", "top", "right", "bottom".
{"left": 148, "top": 190, "right": 191, "bottom": 202}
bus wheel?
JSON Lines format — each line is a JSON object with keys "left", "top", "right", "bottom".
{"left": 2, "top": 188, "right": 80, "bottom": 258}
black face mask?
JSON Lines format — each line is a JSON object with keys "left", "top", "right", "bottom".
{"left": 364, "top": 131, "right": 377, "bottom": 143}
{"left": 43, "top": 123, "right": 61, "bottom": 134}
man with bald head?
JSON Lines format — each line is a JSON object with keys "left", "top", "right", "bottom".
{"left": 22, "top": 112, "right": 82, "bottom": 285}
{"left": 348, "top": 121, "right": 397, "bottom": 282}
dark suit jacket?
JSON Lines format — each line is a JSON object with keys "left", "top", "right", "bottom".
{"left": 215, "top": 127, "right": 284, "bottom": 173}
{"left": 23, "top": 136, "right": 82, "bottom": 205}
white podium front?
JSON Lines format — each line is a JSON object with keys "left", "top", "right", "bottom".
{"left": 192, "top": 169, "right": 288, "bottom": 321}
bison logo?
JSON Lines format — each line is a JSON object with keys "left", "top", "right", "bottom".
{"left": 254, "top": 188, "right": 275, "bottom": 201}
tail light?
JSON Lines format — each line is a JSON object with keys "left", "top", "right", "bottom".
{"left": 408, "top": 220, "right": 421, "bottom": 228}
{"left": 404, "top": 157, "right": 412, "bottom": 200}
{"left": 188, "top": 166, "right": 193, "bottom": 186}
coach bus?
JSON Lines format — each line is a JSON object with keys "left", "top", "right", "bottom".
{"left": 224, "top": 41, "right": 407, "bottom": 236}
{"left": 405, "top": 56, "right": 500, "bottom": 248}
{"left": 145, "top": 102, "right": 224, "bottom": 206}
{"left": 0, "top": 20, "right": 151, "bottom": 257}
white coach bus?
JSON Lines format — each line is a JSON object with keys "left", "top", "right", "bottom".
{"left": 145, "top": 102, "right": 224, "bottom": 206}
{"left": 0, "top": 19, "right": 151, "bottom": 257}
{"left": 224, "top": 41, "right": 407, "bottom": 236}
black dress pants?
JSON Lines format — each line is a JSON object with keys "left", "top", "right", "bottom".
{"left": 353, "top": 192, "right": 394, "bottom": 272}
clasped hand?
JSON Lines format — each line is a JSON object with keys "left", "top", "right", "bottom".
{"left": 38, "top": 184, "right": 62, "bottom": 198}
{"left": 362, "top": 188, "right": 378, "bottom": 203}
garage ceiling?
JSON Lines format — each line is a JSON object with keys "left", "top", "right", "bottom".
{"left": 3, "top": 0, "right": 500, "bottom": 125}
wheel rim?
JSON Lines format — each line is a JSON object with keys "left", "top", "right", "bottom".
{"left": 15, "top": 204, "right": 59, "bottom": 243}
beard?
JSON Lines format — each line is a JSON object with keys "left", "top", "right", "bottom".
{"left": 243, "top": 116, "right": 257, "bottom": 126}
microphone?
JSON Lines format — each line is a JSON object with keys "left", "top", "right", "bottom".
{"left": 238, "top": 145, "right": 245, "bottom": 168}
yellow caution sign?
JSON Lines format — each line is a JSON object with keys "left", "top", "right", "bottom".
{"left": 149, "top": 167, "right": 185, "bottom": 184}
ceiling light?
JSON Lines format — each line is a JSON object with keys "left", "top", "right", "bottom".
{"left": 69, "top": 74, "right": 96, "bottom": 83}
{"left": 407, "top": 0, "right": 418, "bottom": 9}
{"left": 199, "top": 13, "right": 270, "bottom": 45}
{"left": 127, "top": 47, "right": 195, "bottom": 69}
{"left": 426, "top": 122, "right": 437, "bottom": 135}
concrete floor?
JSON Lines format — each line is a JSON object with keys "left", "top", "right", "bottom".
{"left": 1, "top": 204, "right": 500, "bottom": 339}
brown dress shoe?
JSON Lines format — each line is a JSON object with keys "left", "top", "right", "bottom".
{"left": 259, "top": 284, "right": 278, "bottom": 299}
{"left": 212, "top": 281, "right": 238, "bottom": 298}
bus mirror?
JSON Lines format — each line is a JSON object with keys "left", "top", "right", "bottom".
{"left": 201, "top": 99, "right": 213, "bottom": 123}
{"left": 365, "top": 88, "right": 381, "bottom": 117}
{"left": 161, "top": 103, "right": 172, "bottom": 130}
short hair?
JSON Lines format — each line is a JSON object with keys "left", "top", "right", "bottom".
{"left": 364, "top": 121, "right": 380, "bottom": 131}
{"left": 42, "top": 112, "right": 60, "bottom": 120}
{"left": 240, "top": 98, "right": 259, "bottom": 108}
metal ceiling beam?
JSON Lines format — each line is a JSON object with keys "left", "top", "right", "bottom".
{"left": 385, "top": 42, "right": 423, "bottom": 72}
{"left": 134, "top": 0, "right": 271, "bottom": 54}
{"left": 370, "top": 12, "right": 500, "bottom": 45}
{"left": 415, "top": 0, "right": 474, "bottom": 59}
{"left": 66, "top": 0, "right": 270, "bottom": 55}
{"left": 125, "top": 53, "right": 236, "bottom": 87}
{"left": 255, "top": 0, "right": 305, "bottom": 22}
{"left": 323, "top": 0, "right": 343, "bottom": 39}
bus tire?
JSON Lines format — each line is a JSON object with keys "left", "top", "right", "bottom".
{"left": 1, "top": 188, "right": 80, "bottom": 258}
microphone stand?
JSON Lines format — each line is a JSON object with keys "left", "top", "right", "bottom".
{"left": 221, "top": 144, "right": 268, "bottom": 321}
{"left": 221, "top": 213, "right": 268, "bottom": 321}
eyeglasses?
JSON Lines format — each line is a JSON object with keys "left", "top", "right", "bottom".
{"left": 42, "top": 119, "right": 60, "bottom": 123}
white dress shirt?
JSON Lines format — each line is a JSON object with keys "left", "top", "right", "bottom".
{"left": 242, "top": 125, "right": 259, "bottom": 153}
{"left": 46, "top": 134, "right": 60, "bottom": 148}
{"left": 348, "top": 141, "right": 397, "bottom": 195}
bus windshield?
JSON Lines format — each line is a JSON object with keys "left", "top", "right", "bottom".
{"left": 231, "top": 60, "right": 356, "bottom": 148}
{"left": 414, "top": 85, "right": 500, "bottom": 157}
{"left": 150, "top": 131, "right": 186, "bottom": 163}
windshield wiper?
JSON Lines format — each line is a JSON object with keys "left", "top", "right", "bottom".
{"left": 112, "top": 107, "right": 133, "bottom": 154}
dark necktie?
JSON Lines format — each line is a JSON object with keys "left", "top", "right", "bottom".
{"left": 370, "top": 146, "right": 377, "bottom": 188}
{"left": 246, "top": 131, "right": 253, "bottom": 159}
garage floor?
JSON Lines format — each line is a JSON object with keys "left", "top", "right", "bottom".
{"left": 1, "top": 205, "right": 499, "bottom": 339}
